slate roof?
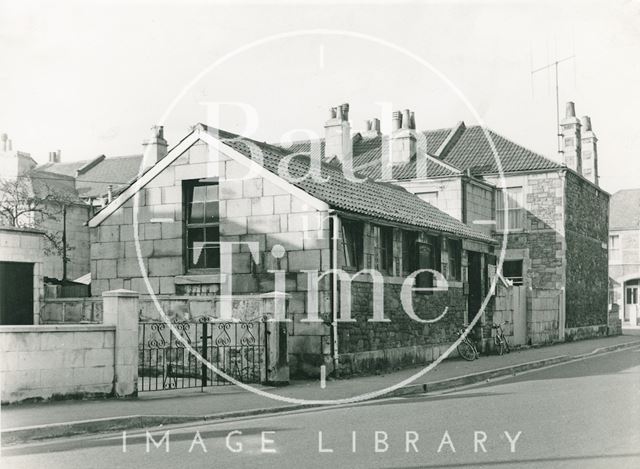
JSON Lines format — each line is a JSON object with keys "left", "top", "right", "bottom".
{"left": 610, "top": 189, "right": 640, "bottom": 230}
{"left": 28, "top": 169, "right": 83, "bottom": 204}
{"left": 210, "top": 127, "right": 494, "bottom": 243}
{"left": 276, "top": 124, "right": 562, "bottom": 180}
{"left": 37, "top": 154, "right": 143, "bottom": 199}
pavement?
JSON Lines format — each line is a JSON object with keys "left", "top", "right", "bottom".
{"left": 4, "top": 344, "right": 640, "bottom": 468}
{"left": 2, "top": 334, "right": 640, "bottom": 445}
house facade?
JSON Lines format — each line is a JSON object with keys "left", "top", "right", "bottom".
{"left": 87, "top": 122, "right": 497, "bottom": 377}
{"left": 609, "top": 188, "right": 640, "bottom": 328}
{"left": 286, "top": 102, "right": 610, "bottom": 345}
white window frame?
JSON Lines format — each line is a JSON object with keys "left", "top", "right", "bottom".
{"left": 496, "top": 186, "right": 524, "bottom": 232}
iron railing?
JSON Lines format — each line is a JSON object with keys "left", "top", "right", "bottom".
{"left": 138, "top": 317, "right": 266, "bottom": 392}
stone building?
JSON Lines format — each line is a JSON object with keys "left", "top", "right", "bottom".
{"left": 609, "top": 188, "right": 640, "bottom": 328}
{"left": 87, "top": 121, "right": 496, "bottom": 377}
{"left": 286, "top": 101, "right": 610, "bottom": 345}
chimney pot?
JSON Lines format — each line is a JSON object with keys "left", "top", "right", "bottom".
{"left": 329, "top": 107, "right": 337, "bottom": 119}
{"left": 8, "top": 140, "right": 12, "bottom": 152}
{"left": 565, "top": 101, "right": 576, "bottom": 118}
{"left": 581, "top": 116, "right": 592, "bottom": 132}
{"left": 340, "top": 103, "right": 350, "bottom": 121}
{"left": 365, "top": 120, "right": 372, "bottom": 131}
{"left": 371, "top": 118, "right": 380, "bottom": 133}
{"left": 392, "top": 111, "right": 402, "bottom": 131}
{"left": 402, "top": 109, "right": 411, "bottom": 130}
{"left": 410, "top": 111, "right": 416, "bottom": 130}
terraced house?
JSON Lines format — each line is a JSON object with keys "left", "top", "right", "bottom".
{"left": 87, "top": 121, "right": 498, "bottom": 377}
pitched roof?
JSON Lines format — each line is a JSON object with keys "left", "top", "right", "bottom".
{"left": 276, "top": 124, "right": 562, "bottom": 180}
{"left": 37, "top": 154, "right": 143, "bottom": 199}
{"left": 610, "top": 189, "right": 640, "bottom": 230}
{"left": 436, "top": 126, "right": 562, "bottom": 174}
{"left": 28, "top": 169, "right": 83, "bottom": 204}
{"left": 214, "top": 127, "right": 494, "bottom": 243}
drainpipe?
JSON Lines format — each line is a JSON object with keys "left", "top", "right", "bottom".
{"left": 328, "top": 209, "right": 339, "bottom": 374}
{"left": 62, "top": 205, "right": 67, "bottom": 281}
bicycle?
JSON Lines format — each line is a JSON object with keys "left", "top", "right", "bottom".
{"left": 492, "top": 321, "right": 511, "bottom": 355}
{"left": 455, "top": 325, "right": 480, "bottom": 361}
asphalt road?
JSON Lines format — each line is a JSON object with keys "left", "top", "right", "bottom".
{"left": 3, "top": 346, "right": 640, "bottom": 469}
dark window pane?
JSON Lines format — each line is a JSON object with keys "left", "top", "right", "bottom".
{"left": 204, "top": 247, "right": 220, "bottom": 269}
{"left": 204, "top": 201, "right": 219, "bottom": 222}
{"left": 205, "top": 226, "right": 220, "bottom": 245}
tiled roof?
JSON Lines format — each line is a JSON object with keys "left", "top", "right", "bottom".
{"left": 436, "top": 126, "right": 562, "bottom": 174}
{"left": 610, "top": 189, "right": 640, "bottom": 230}
{"left": 275, "top": 124, "right": 560, "bottom": 180}
{"left": 212, "top": 127, "right": 494, "bottom": 243}
{"left": 38, "top": 154, "right": 143, "bottom": 199}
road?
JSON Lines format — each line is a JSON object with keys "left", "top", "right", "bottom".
{"left": 2, "top": 346, "right": 640, "bottom": 468}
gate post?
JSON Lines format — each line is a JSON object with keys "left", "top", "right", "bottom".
{"left": 261, "top": 292, "right": 290, "bottom": 385}
{"left": 103, "top": 289, "right": 139, "bottom": 397}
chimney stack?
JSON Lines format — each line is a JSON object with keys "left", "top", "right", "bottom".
{"left": 142, "top": 125, "right": 168, "bottom": 168}
{"left": 48, "top": 150, "right": 61, "bottom": 163}
{"left": 560, "top": 101, "right": 582, "bottom": 174}
{"left": 362, "top": 118, "right": 381, "bottom": 138}
{"left": 391, "top": 108, "right": 417, "bottom": 164}
{"left": 324, "top": 103, "right": 352, "bottom": 163}
{"left": 580, "top": 115, "right": 599, "bottom": 185}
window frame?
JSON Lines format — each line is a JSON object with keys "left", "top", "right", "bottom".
{"left": 447, "top": 239, "right": 462, "bottom": 281}
{"left": 502, "top": 259, "right": 524, "bottom": 286}
{"left": 496, "top": 186, "right": 524, "bottom": 232}
{"left": 182, "top": 178, "right": 220, "bottom": 273}
{"left": 415, "top": 235, "right": 441, "bottom": 290}
{"left": 341, "top": 219, "right": 364, "bottom": 270}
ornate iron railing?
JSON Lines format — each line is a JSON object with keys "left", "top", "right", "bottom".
{"left": 138, "top": 317, "right": 266, "bottom": 391}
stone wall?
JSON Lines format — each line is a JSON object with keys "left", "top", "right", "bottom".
{"left": 487, "top": 171, "right": 565, "bottom": 344}
{"left": 399, "top": 176, "right": 463, "bottom": 220}
{"left": 564, "top": 171, "right": 609, "bottom": 329}
{"left": 90, "top": 140, "right": 332, "bottom": 376}
{"left": 336, "top": 280, "right": 466, "bottom": 375}
{"left": 0, "top": 324, "right": 116, "bottom": 403}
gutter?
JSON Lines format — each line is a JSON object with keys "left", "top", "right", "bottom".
{"left": 328, "top": 209, "right": 340, "bottom": 374}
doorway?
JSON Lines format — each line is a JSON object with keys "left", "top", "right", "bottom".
{"left": 624, "top": 280, "right": 639, "bottom": 326}
{"left": 0, "top": 262, "right": 34, "bottom": 325}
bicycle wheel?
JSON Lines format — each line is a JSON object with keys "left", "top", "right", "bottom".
{"left": 457, "top": 340, "right": 477, "bottom": 361}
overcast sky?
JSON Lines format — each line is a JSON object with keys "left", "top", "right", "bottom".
{"left": 1, "top": 0, "right": 639, "bottom": 193}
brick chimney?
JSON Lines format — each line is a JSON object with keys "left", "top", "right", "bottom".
{"left": 324, "top": 103, "right": 352, "bottom": 163}
{"left": 580, "top": 115, "right": 598, "bottom": 185}
{"left": 142, "top": 125, "right": 168, "bottom": 167}
{"left": 560, "top": 101, "right": 582, "bottom": 174}
{"left": 390, "top": 109, "right": 416, "bottom": 164}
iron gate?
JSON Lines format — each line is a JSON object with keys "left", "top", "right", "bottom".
{"left": 138, "top": 318, "right": 266, "bottom": 392}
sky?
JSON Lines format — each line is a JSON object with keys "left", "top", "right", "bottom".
{"left": 1, "top": 0, "right": 639, "bottom": 194}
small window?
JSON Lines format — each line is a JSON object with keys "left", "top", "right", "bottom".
{"left": 183, "top": 179, "right": 220, "bottom": 271}
{"left": 502, "top": 260, "right": 523, "bottom": 286}
{"left": 496, "top": 187, "right": 524, "bottom": 231}
{"left": 341, "top": 220, "right": 364, "bottom": 269}
{"left": 609, "top": 235, "right": 620, "bottom": 262}
{"left": 374, "top": 225, "right": 394, "bottom": 275}
{"left": 447, "top": 239, "right": 462, "bottom": 281}
{"left": 402, "top": 230, "right": 418, "bottom": 275}
{"left": 415, "top": 236, "right": 440, "bottom": 289}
